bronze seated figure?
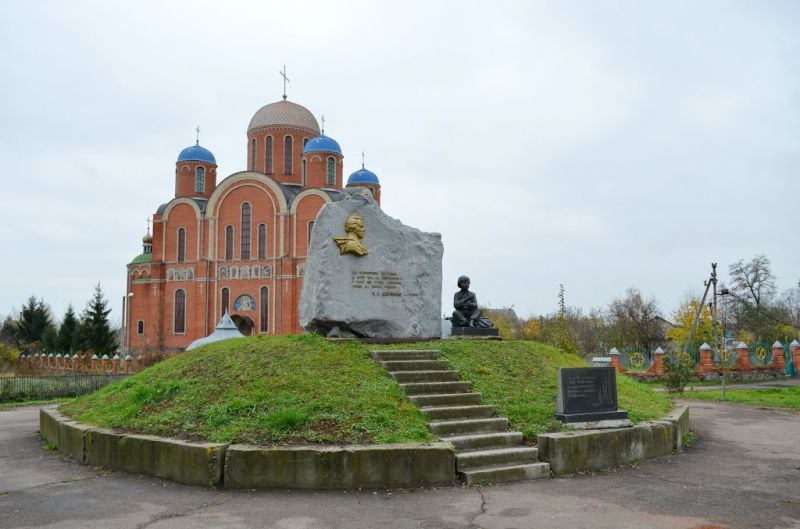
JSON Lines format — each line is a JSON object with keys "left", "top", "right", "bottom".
{"left": 450, "top": 276, "right": 493, "bottom": 328}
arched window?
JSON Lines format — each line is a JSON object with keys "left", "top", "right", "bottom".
{"left": 177, "top": 228, "right": 186, "bottom": 263}
{"left": 241, "top": 203, "right": 251, "bottom": 259}
{"left": 258, "top": 223, "right": 267, "bottom": 259}
{"left": 251, "top": 138, "right": 257, "bottom": 171}
{"left": 283, "top": 136, "right": 293, "bottom": 174}
{"left": 301, "top": 159, "right": 307, "bottom": 186}
{"left": 194, "top": 166, "right": 205, "bottom": 193}
{"left": 137, "top": 320, "right": 144, "bottom": 335}
{"left": 308, "top": 221, "right": 315, "bottom": 246}
{"left": 265, "top": 136, "right": 273, "bottom": 174}
{"left": 174, "top": 289, "right": 186, "bottom": 334}
{"left": 221, "top": 287, "right": 229, "bottom": 317}
{"left": 326, "top": 157, "right": 335, "bottom": 186}
{"left": 303, "top": 138, "right": 309, "bottom": 147}
{"left": 225, "top": 225, "right": 234, "bottom": 260}
{"left": 260, "top": 286, "right": 269, "bottom": 333}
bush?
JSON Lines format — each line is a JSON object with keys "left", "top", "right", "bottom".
{"left": 0, "top": 343, "right": 21, "bottom": 373}
{"left": 662, "top": 353, "right": 695, "bottom": 393}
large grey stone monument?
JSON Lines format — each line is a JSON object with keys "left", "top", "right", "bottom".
{"left": 300, "top": 189, "right": 443, "bottom": 339}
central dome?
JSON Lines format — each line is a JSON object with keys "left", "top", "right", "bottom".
{"left": 248, "top": 100, "right": 320, "bottom": 134}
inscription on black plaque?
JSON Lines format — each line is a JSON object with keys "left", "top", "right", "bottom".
{"left": 556, "top": 367, "right": 628, "bottom": 424}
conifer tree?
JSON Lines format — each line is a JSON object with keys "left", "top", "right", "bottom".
{"left": 78, "top": 284, "right": 118, "bottom": 357}
{"left": 16, "top": 295, "right": 53, "bottom": 346}
{"left": 56, "top": 304, "right": 79, "bottom": 354}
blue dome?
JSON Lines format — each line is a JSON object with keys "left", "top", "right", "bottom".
{"left": 303, "top": 134, "right": 342, "bottom": 155}
{"left": 177, "top": 143, "right": 216, "bottom": 164}
{"left": 347, "top": 167, "right": 380, "bottom": 186}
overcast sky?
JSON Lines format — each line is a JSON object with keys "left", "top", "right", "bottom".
{"left": 0, "top": 0, "right": 798, "bottom": 325}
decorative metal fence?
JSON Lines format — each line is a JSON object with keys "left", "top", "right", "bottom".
{"left": 0, "top": 374, "right": 128, "bottom": 402}
{"left": 619, "top": 347, "right": 654, "bottom": 372}
{"left": 749, "top": 342, "right": 774, "bottom": 367}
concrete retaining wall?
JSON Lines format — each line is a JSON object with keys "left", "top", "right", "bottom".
{"left": 225, "top": 444, "right": 455, "bottom": 489}
{"left": 39, "top": 407, "right": 455, "bottom": 489}
{"left": 537, "top": 405, "right": 690, "bottom": 475}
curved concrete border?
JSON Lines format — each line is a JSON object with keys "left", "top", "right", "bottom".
{"left": 39, "top": 407, "right": 456, "bottom": 489}
{"left": 536, "top": 405, "right": 690, "bottom": 475}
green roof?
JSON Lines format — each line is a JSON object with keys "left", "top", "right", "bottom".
{"left": 129, "top": 252, "right": 152, "bottom": 265}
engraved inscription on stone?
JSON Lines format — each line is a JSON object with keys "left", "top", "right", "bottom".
{"left": 557, "top": 367, "right": 618, "bottom": 414}
{"left": 351, "top": 270, "right": 419, "bottom": 298}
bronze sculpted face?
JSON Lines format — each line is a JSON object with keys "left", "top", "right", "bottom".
{"left": 334, "top": 214, "right": 368, "bottom": 256}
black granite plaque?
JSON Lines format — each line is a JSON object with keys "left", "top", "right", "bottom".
{"left": 555, "top": 367, "right": 628, "bottom": 423}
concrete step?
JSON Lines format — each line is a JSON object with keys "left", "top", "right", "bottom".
{"left": 409, "top": 392, "right": 483, "bottom": 407}
{"left": 400, "top": 381, "right": 472, "bottom": 395}
{"left": 391, "top": 370, "right": 460, "bottom": 383}
{"left": 458, "top": 462, "right": 550, "bottom": 486}
{"left": 370, "top": 350, "right": 439, "bottom": 361}
{"left": 429, "top": 417, "right": 509, "bottom": 436}
{"left": 380, "top": 360, "right": 450, "bottom": 372}
{"left": 421, "top": 405, "right": 496, "bottom": 421}
{"left": 444, "top": 431, "right": 524, "bottom": 451}
{"left": 456, "top": 447, "right": 540, "bottom": 470}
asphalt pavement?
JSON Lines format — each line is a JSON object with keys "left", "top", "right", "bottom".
{"left": 0, "top": 401, "right": 798, "bottom": 529}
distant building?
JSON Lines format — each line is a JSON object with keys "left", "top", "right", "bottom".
{"left": 124, "top": 95, "right": 382, "bottom": 352}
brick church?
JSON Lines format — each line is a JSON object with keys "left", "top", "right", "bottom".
{"left": 124, "top": 93, "right": 382, "bottom": 352}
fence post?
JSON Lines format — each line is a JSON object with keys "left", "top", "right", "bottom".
{"left": 771, "top": 341, "right": 785, "bottom": 372}
{"left": 697, "top": 343, "right": 715, "bottom": 374}
{"left": 112, "top": 354, "right": 120, "bottom": 374}
{"left": 734, "top": 342, "right": 751, "bottom": 371}
{"left": 608, "top": 347, "right": 625, "bottom": 373}
{"left": 650, "top": 346, "right": 665, "bottom": 376}
{"left": 792, "top": 340, "right": 800, "bottom": 376}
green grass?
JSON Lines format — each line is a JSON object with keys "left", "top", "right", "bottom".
{"left": 0, "top": 398, "right": 70, "bottom": 412}
{"left": 61, "top": 335, "right": 430, "bottom": 445}
{"left": 380, "top": 340, "right": 672, "bottom": 439}
{"left": 61, "top": 336, "right": 672, "bottom": 445}
{"left": 679, "top": 387, "right": 800, "bottom": 412}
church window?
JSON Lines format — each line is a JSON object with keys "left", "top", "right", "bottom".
{"left": 326, "top": 157, "right": 335, "bottom": 186}
{"left": 221, "top": 287, "right": 229, "bottom": 316}
{"left": 303, "top": 137, "right": 309, "bottom": 147}
{"left": 241, "top": 203, "right": 251, "bottom": 259}
{"left": 259, "top": 286, "right": 269, "bottom": 333}
{"left": 177, "top": 228, "right": 186, "bottom": 263}
{"left": 194, "top": 166, "right": 205, "bottom": 193}
{"left": 137, "top": 320, "right": 144, "bottom": 335}
{"left": 301, "top": 159, "right": 307, "bottom": 186}
{"left": 284, "top": 136, "right": 293, "bottom": 174}
{"left": 174, "top": 289, "right": 186, "bottom": 334}
{"left": 251, "top": 138, "right": 257, "bottom": 171}
{"left": 225, "top": 225, "right": 234, "bottom": 260}
{"left": 308, "top": 221, "right": 314, "bottom": 246}
{"left": 265, "top": 136, "right": 273, "bottom": 174}
{"left": 258, "top": 223, "right": 267, "bottom": 259}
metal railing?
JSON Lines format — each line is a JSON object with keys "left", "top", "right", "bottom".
{"left": 0, "top": 374, "right": 127, "bottom": 402}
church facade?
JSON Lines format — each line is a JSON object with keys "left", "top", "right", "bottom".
{"left": 124, "top": 97, "right": 382, "bottom": 352}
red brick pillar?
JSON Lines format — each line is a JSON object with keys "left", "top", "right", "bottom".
{"left": 112, "top": 355, "right": 120, "bottom": 374}
{"left": 609, "top": 347, "right": 626, "bottom": 373}
{"left": 648, "top": 347, "right": 665, "bottom": 376}
{"left": 697, "top": 343, "right": 715, "bottom": 374}
{"left": 734, "top": 342, "right": 751, "bottom": 371}
{"left": 771, "top": 341, "right": 785, "bottom": 372}
{"left": 91, "top": 354, "right": 98, "bottom": 372}
{"left": 792, "top": 340, "right": 800, "bottom": 375}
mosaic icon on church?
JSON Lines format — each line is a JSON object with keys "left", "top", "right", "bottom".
{"left": 234, "top": 294, "right": 256, "bottom": 311}
{"left": 333, "top": 214, "right": 367, "bottom": 256}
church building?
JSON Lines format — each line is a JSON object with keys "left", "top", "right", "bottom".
{"left": 124, "top": 93, "right": 382, "bottom": 352}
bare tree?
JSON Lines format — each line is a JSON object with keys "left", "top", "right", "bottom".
{"left": 606, "top": 288, "right": 662, "bottom": 351}
{"left": 727, "top": 255, "right": 776, "bottom": 308}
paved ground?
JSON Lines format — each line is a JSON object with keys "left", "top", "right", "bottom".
{"left": 0, "top": 402, "right": 798, "bottom": 529}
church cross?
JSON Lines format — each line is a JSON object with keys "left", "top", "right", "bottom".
{"left": 146, "top": 217, "right": 151, "bottom": 235}
{"left": 361, "top": 150, "right": 365, "bottom": 168}
{"left": 279, "top": 65, "right": 290, "bottom": 100}
{"left": 195, "top": 125, "right": 201, "bottom": 145}
{"left": 321, "top": 114, "right": 325, "bottom": 134}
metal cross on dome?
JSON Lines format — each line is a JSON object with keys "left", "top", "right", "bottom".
{"left": 361, "top": 150, "right": 365, "bottom": 168}
{"left": 279, "top": 65, "right": 290, "bottom": 100}
{"left": 146, "top": 217, "right": 150, "bottom": 235}
{"left": 195, "top": 125, "right": 200, "bottom": 145}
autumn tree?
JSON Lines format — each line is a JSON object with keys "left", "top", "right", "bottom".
{"left": 606, "top": 288, "right": 662, "bottom": 351}
{"left": 666, "top": 296, "right": 716, "bottom": 352}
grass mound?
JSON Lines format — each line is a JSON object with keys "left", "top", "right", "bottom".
{"left": 61, "top": 336, "right": 672, "bottom": 445}
{"left": 381, "top": 340, "right": 672, "bottom": 439}
{"left": 61, "top": 335, "right": 430, "bottom": 445}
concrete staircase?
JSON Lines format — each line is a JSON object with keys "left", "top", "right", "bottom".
{"left": 370, "top": 349, "right": 550, "bottom": 485}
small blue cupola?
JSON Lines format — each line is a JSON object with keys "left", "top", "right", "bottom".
{"left": 303, "top": 134, "right": 342, "bottom": 155}
{"left": 177, "top": 143, "right": 217, "bottom": 164}
{"left": 347, "top": 166, "right": 380, "bottom": 185}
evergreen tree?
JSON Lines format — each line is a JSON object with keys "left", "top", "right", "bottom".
{"left": 79, "top": 284, "right": 118, "bottom": 357}
{"left": 16, "top": 295, "right": 52, "bottom": 345}
{"left": 56, "top": 305, "right": 79, "bottom": 354}
{"left": 0, "top": 315, "right": 17, "bottom": 345}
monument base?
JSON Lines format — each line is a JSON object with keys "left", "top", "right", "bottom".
{"left": 451, "top": 327, "right": 500, "bottom": 337}
{"left": 564, "top": 418, "right": 633, "bottom": 430}
{"left": 556, "top": 410, "right": 629, "bottom": 424}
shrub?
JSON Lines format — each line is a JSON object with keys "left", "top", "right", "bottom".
{"left": 662, "top": 353, "right": 695, "bottom": 393}
{"left": 0, "top": 343, "right": 21, "bottom": 373}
